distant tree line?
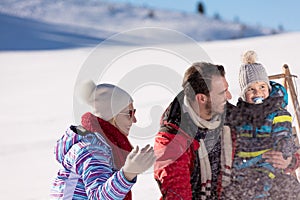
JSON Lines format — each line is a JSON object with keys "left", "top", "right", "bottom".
{"left": 197, "top": 2, "right": 205, "bottom": 15}
{"left": 196, "top": 1, "right": 284, "bottom": 33}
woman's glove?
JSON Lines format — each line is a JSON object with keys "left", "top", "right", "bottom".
{"left": 122, "top": 145, "right": 156, "bottom": 180}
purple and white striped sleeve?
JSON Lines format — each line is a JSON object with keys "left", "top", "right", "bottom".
{"left": 75, "top": 145, "right": 136, "bottom": 199}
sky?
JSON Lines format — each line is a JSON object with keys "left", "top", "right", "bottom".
{"left": 111, "top": 0, "right": 300, "bottom": 32}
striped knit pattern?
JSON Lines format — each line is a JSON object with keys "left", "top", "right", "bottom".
{"left": 50, "top": 127, "right": 135, "bottom": 199}
{"left": 222, "top": 81, "right": 300, "bottom": 200}
{"left": 235, "top": 82, "right": 296, "bottom": 161}
{"left": 236, "top": 111, "right": 292, "bottom": 154}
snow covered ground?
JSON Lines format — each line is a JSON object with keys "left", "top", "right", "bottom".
{"left": 1, "top": 31, "right": 300, "bottom": 200}
{"left": 1, "top": 1, "right": 300, "bottom": 199}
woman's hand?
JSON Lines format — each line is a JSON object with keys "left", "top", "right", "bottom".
{"left": 122, "top": 145, "right": 156, "bottom": 181}
{"left": 262, "top": 150, "right": 292, "bottom": 169}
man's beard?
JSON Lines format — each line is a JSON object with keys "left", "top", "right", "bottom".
{"left": 205, "top": 98, "right": 212, "bottom": 116}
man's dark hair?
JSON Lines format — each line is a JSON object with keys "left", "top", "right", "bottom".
{"left": 182, "top": 62, "right": 225, "bottom": 101}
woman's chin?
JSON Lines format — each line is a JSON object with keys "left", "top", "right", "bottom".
{"left": 121, "top": 129, "right": 130, "bottom": 136}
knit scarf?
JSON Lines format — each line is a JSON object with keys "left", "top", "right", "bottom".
{"left": 81, "top": 112, "right": 133, "bottom": 200}
{"left": 183, "top": 97, "right": 232, "bottom": 199}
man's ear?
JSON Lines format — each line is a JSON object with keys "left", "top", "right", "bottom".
{"left": 195, "top": 93, "right": 207, "bottom": 104}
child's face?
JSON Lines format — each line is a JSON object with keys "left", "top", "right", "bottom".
{"left": 245, "top": 81, "right": 270, "bottom": 104}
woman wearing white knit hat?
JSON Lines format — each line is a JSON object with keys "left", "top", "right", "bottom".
{"left": 50, "top": 80, "right": 156, "bottom": 200}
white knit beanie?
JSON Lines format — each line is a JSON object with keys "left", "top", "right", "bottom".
{"left": 76, "top": 80, "right": 133, "bottom": 120}
{"left": 239, "top": 50, "right": 271, "bottom": 100}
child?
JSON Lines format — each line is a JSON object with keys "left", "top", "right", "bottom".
{"left": 223, "top": 51, "right": 300, "bottom": 199}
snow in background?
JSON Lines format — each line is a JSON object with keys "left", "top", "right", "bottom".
{"left": 0, "top": 0, "right": 278, "bottom": 51}
{"left": 0, "top": 0, "right": 300, "bottom": 199}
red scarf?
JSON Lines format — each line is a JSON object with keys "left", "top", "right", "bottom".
{"left": 81, "top": 112, "right": 133, "bottom": 200}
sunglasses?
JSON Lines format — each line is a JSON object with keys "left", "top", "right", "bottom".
{"left": 118, "top": 109, "right": 136, "bottom": 118}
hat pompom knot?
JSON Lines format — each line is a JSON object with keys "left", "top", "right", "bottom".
{"left": 242, "top": 50, "right": 257, "bottom": 64}
{"left": 76, "top": 80, "right": 97, "bottom": 105}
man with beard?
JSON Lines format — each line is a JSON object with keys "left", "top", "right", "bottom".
{"left": 154, "top": 62, "right": 299, "bottom": 200}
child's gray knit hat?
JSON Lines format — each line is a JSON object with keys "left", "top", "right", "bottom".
{"left": 239, "top": 50, "right": 271, "bottom": 100}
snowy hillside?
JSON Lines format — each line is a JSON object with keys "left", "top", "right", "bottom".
{"left": 0, "top": 0, "right": 278, "bottom": 50}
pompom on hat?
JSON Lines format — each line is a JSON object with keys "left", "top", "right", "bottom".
{"left": 76, "top": 80, "right": 133, "bottom": 120}
{"left": 239, "top": 50, "right": 271, "bottom": 99}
